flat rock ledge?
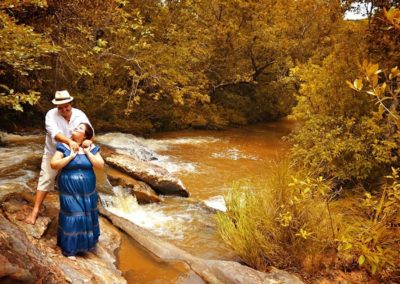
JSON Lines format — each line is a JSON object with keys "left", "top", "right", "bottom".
{"left": 99, "top": 206, "right": 305, "bottom": 284}
{"left": 105, "top": 152, "right": 190, "bottom": 197}
{"left": 107, "top": 167, "right": 162, "bottom": 204}
{"left": 0, "top": 193, "right": 126, "bottom": 284}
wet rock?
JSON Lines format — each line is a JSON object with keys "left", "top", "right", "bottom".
{"left": 0, "top": 254, "right": 34, "bottom": 282}
{"left": 0, "top": 131, "right": 44, "bottom": 145}
{"left": 105, "top": 152, "right": 189, "bottom": 197}
{"left": 1, "top": 195, "right": 51, "bottom": 239}
{"left": 1, "top": 192, "right": 126, "bottom": 283}
{"left": 99, "top": 206, "right": 305, "bottom": 284}
{"left": 107, "top": 167, "right": 162, "bottom": 204}
{"left": 0, "top": 214, "right": 66, "bottom": 283}
{"left": 96, "top": 217, "right": 122, "bottom": 266}
{"left": 96, "top": 134, "right": 158, "bottom": 161}
{"left": 205, "top": 260, "right": 304, "bottom": 284}
{"left": 94, "top": 166, "right": 114, "bottom": 195}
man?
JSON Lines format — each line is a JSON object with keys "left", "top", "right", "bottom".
{"left": 25, "top": 90, "right": 92, "bottom": 224}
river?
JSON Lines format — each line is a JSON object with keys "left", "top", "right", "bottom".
{"left": 0, "top": 119, "right": 293, "bottom": 283}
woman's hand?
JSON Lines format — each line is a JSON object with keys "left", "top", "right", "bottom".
{"left": 83, "top": 145, "right": 90, "bottom": 156}
{"left": 82, "top": 139, "right": 92, "bottom": 149}
{"left": 51, "top": 149, "right": 75, "bottom": 170}
{"left": 82, "top": 145, "right": 104, "bottom": 169}
{"left": 69, "top": 148, "right": 77, "bottom": 160}
{"left": 69, "top": 140, "right": 79, "bottom": 152}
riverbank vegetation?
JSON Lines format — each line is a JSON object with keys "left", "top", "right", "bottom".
{"left": 1, "top": 0, "right": 340, "bottom": 133}
{"left": 2, "top": 0, "right": 400, "bottom": 282}
{"left": 217, "top": 2, "right": 400, "bottom": 283}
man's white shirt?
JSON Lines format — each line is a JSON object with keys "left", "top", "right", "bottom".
{"left": 44, "top": 107, "right": 91, "bottom": 155}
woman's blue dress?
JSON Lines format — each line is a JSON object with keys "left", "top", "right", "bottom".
{"left": 55, "top": 143, "right": 100, "bottom": 256}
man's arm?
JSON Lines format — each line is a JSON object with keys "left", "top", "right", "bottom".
{"left": 55, "top": 133, "right": 79, "bottom": 151}
{"left": 45, "top": 110, "right": 79, "bottom": 151}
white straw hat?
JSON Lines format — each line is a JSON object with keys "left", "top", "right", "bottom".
{"left": 52, "top": 90, "right": 74, "bottom": 105}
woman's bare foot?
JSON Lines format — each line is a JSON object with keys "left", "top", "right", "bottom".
{"left": 24, "top": 209, "right": 39, "bottom": 225}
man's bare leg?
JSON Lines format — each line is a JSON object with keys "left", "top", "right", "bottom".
{"left": 25, "top": 190, "right": 48, "bottom": 225}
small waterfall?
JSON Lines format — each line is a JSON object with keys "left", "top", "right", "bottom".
{"left": 99, "top": 186, "right": 189, "bottom": 240}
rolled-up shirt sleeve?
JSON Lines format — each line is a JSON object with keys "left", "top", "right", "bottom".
{"left": 80, "top": 113, "right": 91, "bottom": 125}
{"left": 45, "top": 110, "right": 62, "bottom": 139}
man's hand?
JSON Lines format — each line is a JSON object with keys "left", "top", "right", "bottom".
{"left": 69, "top": 140, "right": 79, "bottom": 152}
{"left": 82, "top": 139, "right": 93, "bottom": 149}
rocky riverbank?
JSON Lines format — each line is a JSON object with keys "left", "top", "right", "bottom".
{"left": 0, "top": 192, "right": 125, "bottom": 283}
{"left": 0, "top": 131, "right": 305, "bottom": 283}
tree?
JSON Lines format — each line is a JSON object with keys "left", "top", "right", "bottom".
{"left": 0, "top": 1, "right": 58, "bottom": 111}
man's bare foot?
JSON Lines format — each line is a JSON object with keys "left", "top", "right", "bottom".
{"left": 25, "top": 209, "right": 39, "bottom": 225}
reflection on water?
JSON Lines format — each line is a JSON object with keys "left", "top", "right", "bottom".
{"left": 118, "top": 234, "right": 205, "bottom": 284}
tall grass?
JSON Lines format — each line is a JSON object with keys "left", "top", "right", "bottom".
{"left": 216, "top": 158, "right": 340, "bottom": 272}
{"left": 216, "top": 159, "right": 400, "bottom": 281}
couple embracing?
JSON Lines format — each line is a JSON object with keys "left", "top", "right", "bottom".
{"left": 25, "top": 90, "right": 104, "bottom": 259}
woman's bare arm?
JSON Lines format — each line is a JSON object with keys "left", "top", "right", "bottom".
{"left": 83, "top": 147, "right": 104, "bottom": 169}
{"left": 50, "top": 150, "right": 76, "bottom": 170}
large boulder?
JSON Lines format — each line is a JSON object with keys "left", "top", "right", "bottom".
{"left": 107, "top": 167, "right": 162, "bottom": 204}
{"left": 0, "top": 192, "right": 126, "bottom": 284}
{"left": 99, "top": 206, "right": 305, "bottom": 284}
{"left": 3, "top": 198, "right": 51, "bottom": 239}
{"left": 96, "top": 133, "right": 158, "bottom": 161}
{"left": 0, "top": 214, "right": 66, "bottom": 283}
{"left": 105, "top": 152, "right": 189, "bottom": 197}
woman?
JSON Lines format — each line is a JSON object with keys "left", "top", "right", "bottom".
{"left": 50, "top": 123, "right": 104, "bottom": 258}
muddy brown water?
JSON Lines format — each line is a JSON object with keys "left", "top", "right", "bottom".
{"left": 0, "top": 120, "right": 293, "bottom": 283}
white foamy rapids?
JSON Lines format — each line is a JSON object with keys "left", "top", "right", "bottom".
{"left": 96, "top": 133, "right": 159, "bottom": 161}
{"left": 100, "top": 187, "right": 194, "bottom": 240}
{"left": 149, "top": 155, "right": 197, "bottom": 174}
{"left": 0, "top": 169, "right": 37, "bottom": 199}
{"left": 204, "top": 195, "right": 227, "bottom": 212}
{"left": 97, "top": 133, "right": 220, "bottom": 152}
{"left": 96, "top": 133, "right": 205, "bottom": 173}
{"left": 0, "top": 146, "right": 42, "bottom": 171}
{"left": 147, "top": 137, "right": 221, "bottom": 151}
{"left": 0, "top": 131, "right": 43, "bottom": 144}
{"left": 211, "top": 147, "right": 258, "bottom": 161}
{"left": 0, "top": 169, "right": 36, "bottom": 188}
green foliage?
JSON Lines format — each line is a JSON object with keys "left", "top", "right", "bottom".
{"left": 288, "top": 16, "right": 400, "bottom": 181}
{"left": 338, "top": 167, "right": 400, "bottom": 276}
{"left": 216, "top": 159, "right": 339, "bottom": 271}
{"left": 0, "top": 8, "right": 58, "bottom": 111}
{"left": 0, "top": 0, "right": 344, "bottom": 131}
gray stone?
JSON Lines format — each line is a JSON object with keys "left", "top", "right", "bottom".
{"left": 99, "top": 206, "right": 305, "bottom": 284}
{"left": 107, "top": 167, "right": 162, "bottom": 204}
{"left": 105, "top": 152, "right": 189, "bottom": 197}
{"left": 1, "top": 192, "right": 126, "bottom": 284}
{"left": 2, "top": 196, "right": 51, "bottom": 239}
{"left": 0, "top": 214, "right": 66, "bottom": 283}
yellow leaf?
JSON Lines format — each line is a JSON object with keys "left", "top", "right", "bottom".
{"left": 346, "top": 80, "right": 357, "bottom": 91}
{"left": 354, "top": 78, "right": 363, "bottom": 91}
{"left": 358, "top": 255, "right": 365, "bottom": 266}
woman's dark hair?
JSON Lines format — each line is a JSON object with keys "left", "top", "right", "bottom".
{"left": 82, "top": 123, "right": 94, "bottom": 140}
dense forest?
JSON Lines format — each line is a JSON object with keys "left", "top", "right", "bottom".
{"left": 1, "top": 0, "right": 400, "bottom": 282}
{"left": 1, "top": 0, "right": 349, "bottom": 133}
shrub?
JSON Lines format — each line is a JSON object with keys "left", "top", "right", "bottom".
{"left": 337, "top": 168, "right": 400, "bottom": 277}
{"left": 216, "top": 158, "right": 340, "bottom": 272}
